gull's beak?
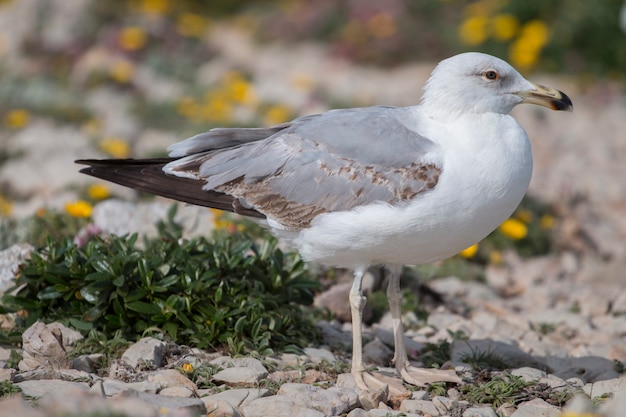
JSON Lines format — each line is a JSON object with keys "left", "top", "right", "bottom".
{"left": 515, "top": 82, "right": 573, "bottom": 112}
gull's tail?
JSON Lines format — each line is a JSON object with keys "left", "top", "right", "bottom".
{"left": 75, "top": 158, "right": 264, "bottom": 218}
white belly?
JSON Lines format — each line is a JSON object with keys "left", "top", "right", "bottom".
{"left": 287, "top": 113, "right": 533, "bottom": 268}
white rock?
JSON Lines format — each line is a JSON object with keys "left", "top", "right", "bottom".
{"left": 101, "top": 378, "right": 160, "bottom": 396}
{"left": 0, "top": 368, "right": 16, "bottom": 382}
{"left": 276, "top": 383, "right": 359, "bottom": 416}
{"left": 242, "top": 396, "right": 325, "bottom": 417}
{"left": 147, "top": 369, "right": 197, "bottom": 392}
{"left": 212, "top": 367, "right": 267, "bottom": 385}
{"left": 203, "top": 399, "right": 241, "bottom": 417}
{"left": 583, "top": 377, "right": 622, "bottom": 398}
{"left": 200, "top": 388, "right": 269, "bottom": 409}
{"left": 19, "top": 321, "right": 70, "bottom": 371}
{"left": 303, "top": 347, "right": 336, "bottom": 364}
{"left": 121, "top": 337, "right": 165, "bottom": 370}
{"left": 0, "top": 243, "right": 32, "bottom": 293}
{"left": 510, "top": 398, "right": 560, "bottom": 417}
{"left": 463, "top": 406, "right": 498, "bottom": 417}
{"left": 16, "top": 379, "right": 89, "bottom": 398}
{"left": 210, "top": 356, "right": 268, "bottom": 374}
{"left": 159, "top": 386, "right": 194, "bottom": 397}
{"left": 510, "top": 367, "right": 547, "bottom": 382}
{"left": 399, "top": 399, "right": 439, "bottom": 415}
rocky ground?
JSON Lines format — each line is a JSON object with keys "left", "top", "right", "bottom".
{"left": 1, "top": 1, "right": 626, "bottom": 416}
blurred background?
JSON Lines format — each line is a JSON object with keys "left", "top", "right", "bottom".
{"left": 0, "top": 0, "right": 625, "bottom": 266}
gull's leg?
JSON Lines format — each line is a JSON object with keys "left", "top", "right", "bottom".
{"left": 349, "top": 266, "right": 367, "bottom": 375}
{"left": 386, "top": 265, "right": 461, "bottom": 386}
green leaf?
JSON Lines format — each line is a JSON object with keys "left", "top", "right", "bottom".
{"left": 126, "top": 301, "right": 161, "bottom": 315}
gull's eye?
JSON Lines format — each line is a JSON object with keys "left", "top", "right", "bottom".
{"left": 483, "top": 70, "right": 499, "bottom": 81}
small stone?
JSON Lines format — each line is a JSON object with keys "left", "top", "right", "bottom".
{"left": 148, "top": 369, "right": 197, "bottom": 392}
{"left": 0, "top": 243, "right": 33, "bottom": 294}
{"left": 72, "top": 353, "right": 104, "bottom": 373}
{"left": 277, "top": 383, "right": 359, "bottom": 416}
{"left": 315, "top": 282, "right": 372, "bottom": 323}
{"left": 537, "top": 374, "right": 567, "bottom": 389}
{"left": 159, "top": 386, "right": 195, "bottom": 397}
{"left": 203, "top": 399, "right": 241, "bottom": 417}
{"left": 362, "top": 338, "right": 393, "bottom": 365}
{"left": 212, "top": 367, "right": 267, "bottom": 385}
{"left": 510, "top": 398, "right": 560, "bottom": 417}
{"left": 303, "top": 347, "right": 336, "bottom": 364}
{"left": 45, "top": 322, "right": 84, "bottom": 348}
{"left": 115, "top": 390, "right": 206, "bottom": 415}
{"left": 432, "top": 395, "right": 455, "bottom": 414}
{"left": 101, "top": 378, "right": 160, "bottom": 396}
{"left": 510, "top": 367, "right": 547, "bottom": 382}
{"left": 210, "top": 356, "right": 268, "bottom": 374}
{"left": 463, "top": 406, "right": 498, "bottom": 417}
{"left": 347, "top": 408, "right": 369, "bottom": 417}
{"left": 410, "top": 390, "right": 429, "bottom": 400}
{"left": 0, "top": 368, "right": 16, "bottom": 382}
{"left": 399, "top": 399, "right": 439, "bottom": 415}
{"left": 200, "top": 388, "right": 269, "bottom": 409}
{"left": 496, "top": 402, "right": 517, "bottom": 417}
{"left": 121, "top": 337, "right": 166, "bottom": 370}
{"left": 16, "top": 379, "right": 89, "bottom": 399}
{"left": 242, "top": 396, "right": 325, "bottom": 417}
{"left": 373, "top": 327, "right": 423, "bottom": 358}
{"left": 583, "top": 377, "right": 622, "bottom": 398}
{"left": 316, "top": 320, "right": 353, "bottom": 348}
{"left": 19, "top": 321, "right": 70, "bottom": 371}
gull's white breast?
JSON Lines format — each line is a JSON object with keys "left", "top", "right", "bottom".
{"left": 288, "top": 112, "right": 533, "bottom": 268}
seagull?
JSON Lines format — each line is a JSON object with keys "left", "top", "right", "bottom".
{"left": 77, "top": 52, "right": 572, "bottom": 390}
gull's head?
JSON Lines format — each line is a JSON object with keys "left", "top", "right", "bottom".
{"left": 420, "top": 52, "right": 572, "bottom": 118}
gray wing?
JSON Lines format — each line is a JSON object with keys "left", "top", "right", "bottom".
{"left": 165, "top": 106, "right": 441, "bottom": 229}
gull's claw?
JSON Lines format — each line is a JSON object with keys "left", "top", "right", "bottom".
{"left": 399, "top": 364, "right": 461, "bottom": 387}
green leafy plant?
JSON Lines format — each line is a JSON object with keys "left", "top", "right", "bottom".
{"left": 0, "top": 380, "right": 21, "bottom": 398}
{"left": 461, "top": 374, "right": 535, "bottom": 408}
{"left": 0, "top": 208, "right": 320, "bottom": 354}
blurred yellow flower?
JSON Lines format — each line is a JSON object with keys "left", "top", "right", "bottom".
{"left": 81, "top": 118, "right": 102, "bottom": 136}
{"left": 3, "top": 109, "right": 30, "bottom": 129}
{"left": 509, "top": 20, "right": 550, "bottom": 70}
{"left": 176, "top": 13, "right": 210, "bottom": 38}
{"left": 99, "top": 137, "right": 130, "bottom": 158}
{"left": 520, "top": 20, "right": 550, "bottom": 49}
{"left": 540, "top": 214, "right": 555, "bottom": 229}
{"left": 459, "top": 244, "right": 479, "bottom": 258}
{"left": 290, "top": 73, "right": 315, "bottom": 93}
{"left": 367, "top": 12, "right": 397, "bottom": 39}
{"left": 464, "top": 0, "right": 502, "bottom": 17}
{"left": 0, "top": 194, "right": 12, "bottom": 217}
{"left": 109, "top": 60, "right": 135, "bottom": 83}
{"left": 491, "top": 14, "right": 519, "bottom": 41}
{"left": 222, "top": 72, "right": 255, "bottom": 105}
{"left": 264, "top": 105, "right": 292, "bottom": 125}
{"left": 75, "top": 291, "right": 83, "bottom": 300}
{"left": 181, "top": 363, "right": 193, "bottom": 373}
{"left": 459, "top": 16, "right": 489, "bottom": 46}
{"left": 176, "top": 96, "right": 200, "bottom": 119}
{"left": 119, "top": 26, "right": 148, "bottom": 51}
{"left": 559, "top": 413, "right": 602, "bottom": 417}
{"left": 138, "top": 0, "right": 169, "bottom": 15}
{"left": 201, "top": 92, "right": 233, "bottom": 123}
{"left": 88, "top": 184, "right": 110, "bottom": 201}
{"left": 65, "top": 200, "right": 93, "bottom": 218}
{"left": 499, "top": 218, "right": 528, "bottom": 240}
{"left": 515, "top": 209, "right": 533, "bottom": 223}
{"left": 489, "top": 250, "right": 503, "bottom": 265}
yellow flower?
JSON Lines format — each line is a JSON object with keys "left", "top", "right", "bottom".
{"left": 489, "top": 250, "right": 503, "bottom": 265}
{"left": 88, "top": 184, "right": 110, "bottom": 201}
{"left": 367, "top": 12, "right": 397, "bottom": 39}
{"left": 176, "top": 96, "right": 200, "bottom": 119}
{"left": 499, "top": 218, "right": 528, "bottom": 240}
{"left": 99, "top": 137, "right": 130, "bottom": 158}
{"left": 222, "top": 72, "right": 255, "bottom": 105}
{"left": 515, "top": 209, "right": 534, "bottom": 223}
{"left": 459, "top": 244, "right": 479, "bottom": 258}
{"left": 290, "top": 73, "right": 315, "bottom": 93}
{"left": 540, "top": 214, "right": 555, "bottom": 229}
{"left": 81, "top": 118, "right": 102, "bottom": 136}
{"left": 459, "top": 16, "right": 489, "bottom": 46}
{"left": 0, "top": 194, "right": 12, "bottom": 217}
{"left": 491, "top": 14, "right": 519, "bottom": 41}
{"left": 3, "top": 109, "right": 30, "bottom": 129}
{"left": 509, "top": 39, "right": 539, "bottom": 70}
{"left": 109, "top": 60, "right": 135, "bottom": 83}
{"left": 138, "top": 0, "right": 170, "bottom": 15}
{"left": 560, "top": 413, "right": 603, "bottom": 417}
{"left": 118, "top": 26, "right": 148, "bottom": 51}
{"left": 65, "top": 200, "right": 93, "bottom": 218}
{"left": 520, "top": 20, "right": 550, "bottom": 49}
{"left": 201, "top": 91, "right": 233, "bottom": 123}
{"left": 181, "top": 363, "right": 193, "bottom": 373}
{"left": 264, "top": 105, "right": 292, "bottom": 125}
{"left": 176, "top": 13, "right": 210, "bottom": 38}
